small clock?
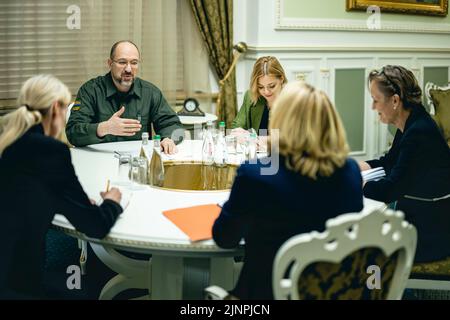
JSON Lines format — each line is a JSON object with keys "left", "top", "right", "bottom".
{"left": 177, "top": 98, "right": 205, "bottom": 117}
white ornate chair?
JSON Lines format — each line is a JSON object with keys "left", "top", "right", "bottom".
{"left": 205, "top": 208, "right": 417, "bottom": 300}
{"left": 272, "top": 208, "right": 417, "bottom": 300}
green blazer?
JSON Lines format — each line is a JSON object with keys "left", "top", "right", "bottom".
{"left": 231, "top": 91, "right": 266, "bottom": 131}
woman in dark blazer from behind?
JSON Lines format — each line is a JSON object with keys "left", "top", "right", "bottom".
{"left": 0, "top": 75, "right": 123, "bottom": 298}
{"left": 359, "top": 65, "right": 450, "bottom": 263}
{"left": 213, "top": 81, "right": 364, "bottom": 300}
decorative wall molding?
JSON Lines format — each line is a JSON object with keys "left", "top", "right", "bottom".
{"left": 294, "top": 72, "right": 307, "bottom": 81}
{"left": 237, "top": 48, "right": 450, "bottom": 159}
{"left": 292, "top": 68, "right": 315, "bottom": 84}
{"left": 320, "top": 69, "right": 331, "bottom": 94}
{"left": 247, "top": 45, "right": 450, "bottom": 53}
{"left": 275, "top": 0, "right": 450, "bottom": 34}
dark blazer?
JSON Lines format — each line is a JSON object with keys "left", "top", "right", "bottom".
{"left": 0, "top": 125, "right": 122, "bottom": 298}
{"left": 213, "top": 155, "right": 364, "bottom": 299}
{"left": 364, "top": 105, "right": 450, "bottom": 262}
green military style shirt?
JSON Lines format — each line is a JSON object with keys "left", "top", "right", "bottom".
{"left": 66, "top": 72, "right": 183, "bottom": 147}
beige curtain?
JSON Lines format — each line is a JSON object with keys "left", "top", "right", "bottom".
{"left": 140, "top": 0, "right": 178, "bottom": 105}
{"left": 189, "top": 0, "right": 237, "bottom": 127}
{"left": 78, "top": 0, "right": 208, "bottom": 107}
{"left": 81, "top": 0, "right": 211, "bottom": 107}
{"left": 0, "top": 0, "right": 209, "bottom": 108}
{"left": 180, "top": 0, "right": 212, "bottom": 112}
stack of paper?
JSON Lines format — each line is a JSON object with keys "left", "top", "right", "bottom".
{"left": 362, "top": 167, "right": 386, "bottom": 183}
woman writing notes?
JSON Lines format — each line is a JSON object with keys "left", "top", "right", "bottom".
{"left": 231, "top": 56, "right": 287, "bottom": 151}
{"left": 0, "top": 75, "right": 123, "bottom": 298}
{"left": 360, "top": 65, "right": 450, "bottom": 263}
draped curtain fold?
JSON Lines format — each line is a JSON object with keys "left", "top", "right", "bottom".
{"left": 189, "top": 0, "right": 237, "bottom": 127}
{"left": 141, "top": 0, "right": 178, "bottom": 105}
{"left": 0, "top": 0, "right": 210, "bottom": 109}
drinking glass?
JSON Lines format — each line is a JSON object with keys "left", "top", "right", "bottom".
{"left": 225, "top": 135, "right": 237, "bottom": 154}
{"left": 117, "top": 152, "right": 132, "bottom": 186}
{"left": 130, "top": 156, "right": 148, "bottom": 186}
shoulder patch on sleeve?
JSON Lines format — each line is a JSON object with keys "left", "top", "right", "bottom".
{"left": 71, "top": 101, "right": 81, "bottom": 111}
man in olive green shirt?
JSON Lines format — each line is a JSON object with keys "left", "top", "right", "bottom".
{"left": 66, "top": 40, "right": 183, "bottom": 154}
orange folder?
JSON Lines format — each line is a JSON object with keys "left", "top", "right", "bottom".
{"left": 163, "top": 204, "right": 222, "bottom": 242}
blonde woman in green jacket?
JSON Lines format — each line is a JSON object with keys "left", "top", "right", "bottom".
{"left": 231, "top": 56, "right": 287, "bottom": 135}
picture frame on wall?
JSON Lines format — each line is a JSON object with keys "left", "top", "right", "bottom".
{"left": 346, "top": 0, "right": 448, "bottom": 17}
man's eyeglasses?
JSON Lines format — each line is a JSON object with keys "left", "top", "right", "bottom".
{"left": 112, "top": 59, "right": 140, "bottom": 68}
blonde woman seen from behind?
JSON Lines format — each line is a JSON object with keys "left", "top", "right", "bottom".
{"left": 0, "top": 74, "right": 71, "bottom": 154}
{"left": 213, "top": 81, "right": 364, "bottom": 299}
{"left": 0, "top": 75, "right": 123, "bottom": 299}
{"left": 270, "top": 81, "right": 350, "bottom": 179}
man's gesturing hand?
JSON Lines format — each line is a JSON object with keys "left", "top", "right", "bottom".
{"left": 97, "top": 106, "right": 142, "bottom": 137}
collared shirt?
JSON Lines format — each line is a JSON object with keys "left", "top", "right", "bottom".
{"left": 66, "top": 72, "right": 183, "bottom": 147}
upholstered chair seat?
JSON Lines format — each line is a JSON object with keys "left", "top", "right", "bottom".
{"left": 426, "top": 82, "right": 450, "bottom": 147}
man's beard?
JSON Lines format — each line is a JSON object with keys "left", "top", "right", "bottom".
{"left": 120, "top": 79, "right": 133, "bottom": 87}
{"left": 119, "top": 75, "right": 134, "bottom": 87}
{"left": 113, "top": 72, "right": 134, "bottom": 87}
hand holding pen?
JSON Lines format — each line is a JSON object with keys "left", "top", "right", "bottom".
{"left": 100, "top": 179, "right": 122, "bottom": 204}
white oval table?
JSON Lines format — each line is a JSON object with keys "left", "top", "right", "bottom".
{"left": 52, "top": 139, "right": 385, "bottom": 299}
{"left": 53, "top": 140, "right": 245, "bottom": 300}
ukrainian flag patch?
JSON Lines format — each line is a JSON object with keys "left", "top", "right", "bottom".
{"left": 72, "top": 100, "right": 81, "bottom": 111}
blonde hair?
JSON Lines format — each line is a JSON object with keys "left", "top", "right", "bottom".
{"left": 0, "top": 74, "right": 71, "bottom": 156}
{"left": 249, "top": 56, "right": 287, "bottom": 104}
{"left": 269, "top": 81, "right": 349, "bottom": 179}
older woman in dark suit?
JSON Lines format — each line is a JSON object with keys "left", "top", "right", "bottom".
{"left": 213, "top": 81, "right": 364, "bottom": 299}
{"left": 0, "top": 75, "right": 123, "bottom": 298}
{"left": 360, "top": 65, "right": 450, "bottom": 263}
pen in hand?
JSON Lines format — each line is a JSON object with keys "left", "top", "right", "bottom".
{"left": 91, "top": 179, "right": 111, "bottom": 205}
{"left": 100, "top": 180, "right": 122, "bottom": 205}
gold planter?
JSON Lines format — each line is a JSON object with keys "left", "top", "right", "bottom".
{"left": 155, "top": 161, "right": 238, "bottom": 191}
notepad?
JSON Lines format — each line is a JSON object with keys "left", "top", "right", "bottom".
{"left": 162, "top": 204, "right": 222, "bottom": 242}
{"left": 362, "top": 167, "right": 386, "bottom": 183}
